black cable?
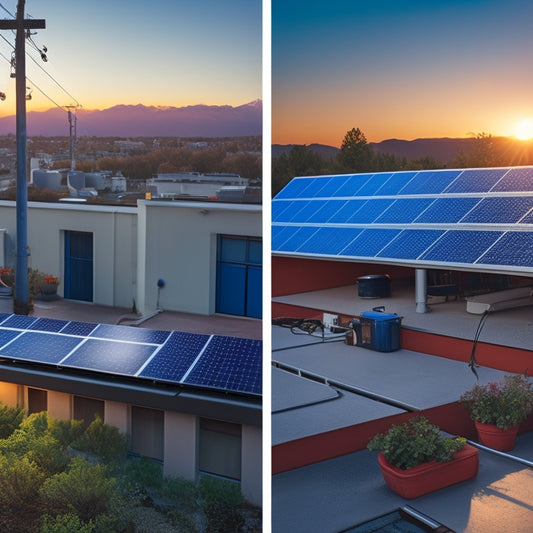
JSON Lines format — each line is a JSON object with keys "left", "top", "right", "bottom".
{"left": 469, "top": 310, "right": 490, "bottom": 379}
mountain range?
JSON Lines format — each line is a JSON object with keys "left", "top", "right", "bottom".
{"left": 0, "top": 100, "right": 262, "bottom": 137}
{"left": 273, "top": 137, "right": 482, "bottom": 164}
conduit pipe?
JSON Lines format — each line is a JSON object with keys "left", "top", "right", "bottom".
{"left": 415, "top": 268, "right": 429, "bottom": 313}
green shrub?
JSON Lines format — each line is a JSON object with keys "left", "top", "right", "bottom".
{"left": 41, "top": 513, "right": 94, "bottom": 533}
{"left": 367, "top": 416, "right": 467, "bottom": 470}
{"left": 199, "top": 476, "right": 242, "bottom": 507}
{"left": 0, "top": 402, "right": 25, "bottom": 438}
{"left": 39, "top": 457, "right": 119, "bottom": 523}
{"left": 161, "top": 475, "right": 198, "bottom": 510}
{"left": 0, "top": 412, "right": 69, "bottom": 475}
{"left": 0, "top": 453, "right": 45, "bottom": 512}
{"left": 48, "top": 417, "right": 85, "bottom": 449}
{"left": 199, "top": 476, "right": 244, "bottom": 533}
{"left": 124, "top": 456, "right": 164, "bottom": 489}
{"left": 71, "top": 416, "right": 128, "bottom": 463}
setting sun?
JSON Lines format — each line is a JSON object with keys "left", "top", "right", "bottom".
{"left": 514, "top": 118, "right": 533, "bottom": 140}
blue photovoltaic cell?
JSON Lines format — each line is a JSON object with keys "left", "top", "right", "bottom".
{"left": 420, "top": 231, "right": 502, "bottom": 264}
{"left": 283, "top": 201, "right": 311, "bottom": 222}
{"left": 138, "top": 331, "right": 210, "bottom": 382}
{"left": 414, "top": 197, "right": 481, "bottom": 223}
{"left": 443, "top": 168, "right": 507, "bottom": 193}
{"left": 314, "top": 175, "right": 352, "bottom": 197}
{"left": 477, "top": 232, "right": 533, "bottom": 267}
{"left": 0, "top": 313, "right": 12, "bottom": 325}
{"left": 327, "top": 199, "right": 366, "bottom": 223}
{"left": 307, "top": 200, "right": 349, "bottom": 223}
{"left": 273, "top": 177, "right": 312, "bottom": 199}
{"left": 90, "top": 323, "right": 170, "bottom": 344}
{"left": 0, "top": 331, "right": 83, "bottom": 363}
{"left": 398, "top": 170, "right": 461, "bottom": 194}
{"left": 349, "top": 199, "right": 394, "bottom": 223}
{"left": 460, "top": 197, "right": 533, "bottom": 224}
{"left": 331, "top": 175, "right": 373, "bottom": 197}
{"left": 2, "top": 314, "right": 38, "bottom": 329}
{"left": 375, "top": 172, "right": 416, "bottom": 195}
{"left": 292, "top": 178, "right": 323, "bottom": 198}
{"left": 59, "top": 321, "right": 98, "bottom": 336}
{"left": 62, "top": 338, "right": 156, "bottom": 375}
{"left": 29, "top": 317, "right": 69, "bottom": 333}
{"left": 276, "top": 226, "right": 319, "bottom": 252}
{"left": 341, "top": 229, "right": 401, "bottom": 257}
{"left": 271, "top": 225, "right": 301, "bottom": 251}
{"left": 184, "top": 336, "right": 261, "bottom": 395}
{"left": 378, "top": 230, "right": 445, "bottom": 260}
{"left": 303, "top": 176, "right": 335, "bottom": 197}
{"left": 272, "top": 200, "right": 297, "bottom": 222}
{"left": 375, "top": 198, "right": 434, "bottom": 224}
{"left": 354, "top": 173, "right": 391, "bottom": 196}
{"left": 288, "top": 201, "right": 325, "bottom": 223}
{"left": 295, "top": 227, "right": 361, "bottom": 255}
{"left": 491, "top": 167, "right": 533, "bottom": 192}
{"left": 0, "top": 328, "right": 22, "bottom": 348}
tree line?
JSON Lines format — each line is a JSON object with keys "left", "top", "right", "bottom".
{"left": 272, "top": 128, "right": 533, "bottom": 197}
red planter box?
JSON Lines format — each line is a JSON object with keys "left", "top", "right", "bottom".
{"left": 378, "top": 444, "right": 479, "bottom": 499}
{"left": 474, "top": 421, "right": 519, "bottom": 451}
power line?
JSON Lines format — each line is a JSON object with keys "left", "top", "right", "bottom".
{"left": 0, "top": 3, "right": 81, "bottom": 109}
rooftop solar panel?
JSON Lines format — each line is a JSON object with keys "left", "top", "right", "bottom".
{"left": 138, "top": 331, "right": 210, "bottom": 382}
{"left": 273, "top": 166, "right": 533, "bottom": 272}
{"left": 183, "top": 336, "right": 261, "bottom": 396}
{"left": 0, "top": 314, "right": 262, "bottom": 397}
{"left": 61, "top": 338, "right": 157, "bottom": 376}
{"left": 0, "top": 331, "right": 83, "bottom": 364}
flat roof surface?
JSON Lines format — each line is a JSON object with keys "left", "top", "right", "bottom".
{"left": 272, "top": 284, "right": 533, "bottom": 532}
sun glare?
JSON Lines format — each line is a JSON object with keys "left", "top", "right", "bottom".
{"left": 514, "top": 118, "right": 533, "bottom": 141}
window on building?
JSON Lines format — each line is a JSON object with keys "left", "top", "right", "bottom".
{"left": 28, "top": 387, "right": 47, "bottom": 415}
{"left": 73, "top": 395, "right": 104, "bottom": 426}
{"left": 199, "top": 418, "right": 242, "bottom": 481}
{"left": 130, "top": 406, "right": 164, "bottom": 462}
{"left": 216, "top": 235, "right": 262, "bottom": 318}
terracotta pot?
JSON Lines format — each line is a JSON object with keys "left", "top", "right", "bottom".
{"left": 377, "top": 444, "right": 479, "bottom": 499}
{"left": 474, "top": 421, "right": 519, "bottom": 451}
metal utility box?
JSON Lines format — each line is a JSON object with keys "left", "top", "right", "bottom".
{"left": 353, "top": 311, "right": 401, "bottom": 352}
{"left": 357, "top": 275, "right": 391, "bottom": 298}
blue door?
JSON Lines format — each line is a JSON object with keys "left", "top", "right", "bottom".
{"left": 64, "top": 231, "right": 93, "bottom": 302}
{"left": 216, "top": 236, "right": 262, "bottom": 318}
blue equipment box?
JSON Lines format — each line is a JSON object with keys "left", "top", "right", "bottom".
{"left": 354, "top": 311, "right": 401, "bottom": 352}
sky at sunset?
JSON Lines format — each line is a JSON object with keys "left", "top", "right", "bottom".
{"left": 0, "top": 0, "right": 261, "bottom": 118}
{"left": 272, "top": 0, "right": 533, "bottom": 146}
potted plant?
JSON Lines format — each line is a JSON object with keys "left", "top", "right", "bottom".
{"left": 367, "top": 416, "right": 479, "bottom": 499}
{"left": 38, "top": 273, "right": 60, "bottom": 300}
{"left": 460, "top": 374, "right": 533, "bottom": 451}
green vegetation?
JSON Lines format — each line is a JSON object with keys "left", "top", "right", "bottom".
{"left": 272, "top": 127, "right": 533, "bottom": 196}
{"left": 0, "top": 403, "right": 260, "bottom": 532}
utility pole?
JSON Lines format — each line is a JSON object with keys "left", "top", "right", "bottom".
{"left": 0, "top": 1, "right": 45, "bottom": 315}
{"left": 66, "top": 106, "right": 77, "bottom": 170}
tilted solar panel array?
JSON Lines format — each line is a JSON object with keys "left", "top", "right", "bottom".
{"left": 0, "top": 314, "right": 261, "bottom": 396}
{"left": 272, "top": 167, "right": 533, "bottom": 273}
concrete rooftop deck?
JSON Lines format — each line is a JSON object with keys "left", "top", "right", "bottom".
{"left": 272, "top": 283, "right": 533, "bottom": 532}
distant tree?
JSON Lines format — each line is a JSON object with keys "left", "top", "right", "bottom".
{"left": 338, "top": 127, "right": 374, "bottom": 172}
{"left": 271, "top": 145, "right": 331, "bottom": 196}
{"left": 452, "top": 132, "right": 496, "bottom": 168}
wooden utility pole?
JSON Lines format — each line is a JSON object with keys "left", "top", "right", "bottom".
{"left": 0, "top": 1, "right": 45, "bottom": 314}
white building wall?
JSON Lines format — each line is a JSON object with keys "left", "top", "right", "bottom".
{"left": 0, "top": 201, "right": 137, "bottom": 309}
{"left": 136, "top": 200, "right": 261, "bottom": 315}
{"left": 163, "top": 411, "right": 198, "bottom": 480}
{"left": 104, "top": 400, "right": 129, "bottom": 434}
{"left": 0, "top": 381, "right": 21, "bottom": 406}
{"left": 47, "top": 390, "right": 71, "bottom": 420}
